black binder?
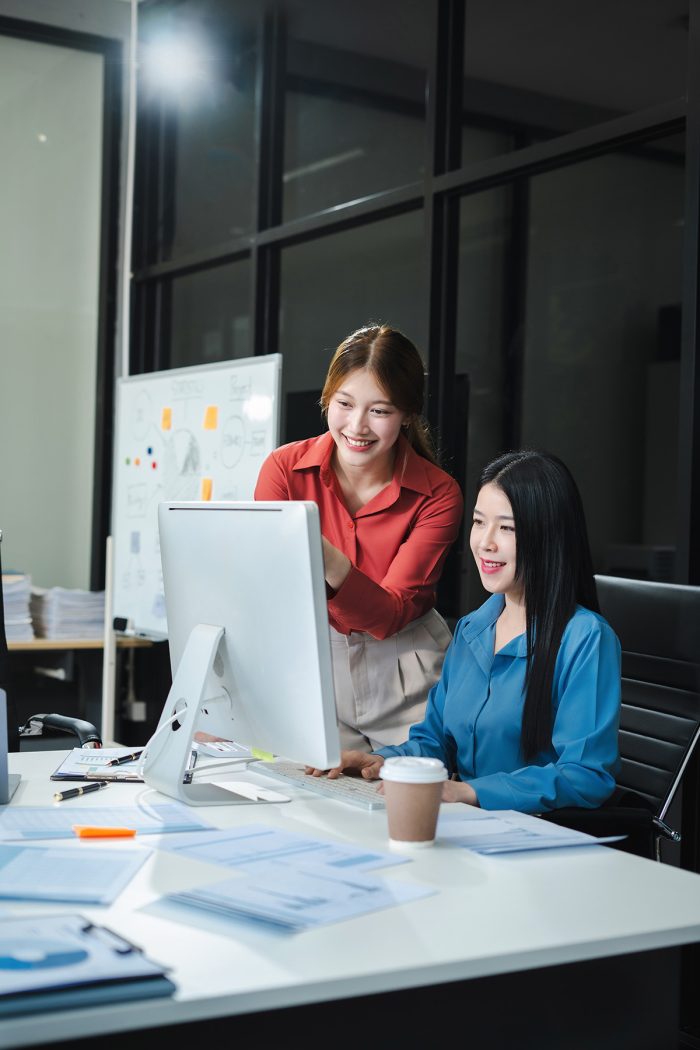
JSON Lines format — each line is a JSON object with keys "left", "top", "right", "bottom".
{"left": 0, "top": 914, "right": 176, "bottom": 1017}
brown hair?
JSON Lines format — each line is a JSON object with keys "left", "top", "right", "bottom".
{"left": 319, "top": 324, "right": 438, "bottom": 464}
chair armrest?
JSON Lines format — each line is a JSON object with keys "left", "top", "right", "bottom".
{"left": 19, "top": 713, "right": 101, "bottom": 748}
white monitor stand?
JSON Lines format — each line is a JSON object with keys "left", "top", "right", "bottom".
{"left": 142, "top": 624, "right": 269, "bottom": 806}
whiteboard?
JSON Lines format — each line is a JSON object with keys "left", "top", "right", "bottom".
{"left": 111, "top": 355, "right": 282, "bottom": 637}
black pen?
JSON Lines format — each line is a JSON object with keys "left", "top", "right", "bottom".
{"left": 54, "top": 781, "right": 109, "bottom": 802}
{"left": 106, "top": 750, "right": 144, "bottom": 766}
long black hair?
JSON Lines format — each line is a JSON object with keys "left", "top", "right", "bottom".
{"left": 479, "top": 450, "right": 599, "bottom": 761}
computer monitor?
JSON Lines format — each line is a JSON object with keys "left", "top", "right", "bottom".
{"left": 0, "top": 689, "right": 21, "bottom": 805}
{"left": 142, "top": 501, "right": 341, "bottom": 806}
{"left": 0, "top": 529, "right": 20, "bottom": 804}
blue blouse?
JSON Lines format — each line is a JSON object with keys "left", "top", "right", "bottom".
{"left": 376, "top": 594, "right": 621, "bottom": 813}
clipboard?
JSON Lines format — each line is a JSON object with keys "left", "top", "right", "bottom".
{"left": 50, "top": 748, "right": 144, "bottom": 783}
{"left": 50, "top": 747, "right": 197, "bottom": 784}
{"left": 0, "top": 914, "right": 176, "bottom": 1017}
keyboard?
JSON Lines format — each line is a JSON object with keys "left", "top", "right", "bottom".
{"left": 253, "top": 760, "right": 386, "bottom": 811}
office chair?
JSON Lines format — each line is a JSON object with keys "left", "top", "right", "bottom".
{"left": 17, "top": 713, "right": 101, "bottom": 748}
{"left": 541, "top": 574, "right": 700, "bottom": 862}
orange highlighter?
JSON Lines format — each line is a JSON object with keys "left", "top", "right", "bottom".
{"left": 72, "top": 826, "right": 137, "bottom": 839}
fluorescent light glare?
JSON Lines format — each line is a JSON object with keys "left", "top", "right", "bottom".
{"left": 142, "top": 35, "right": 207, "bottom": 92}
{"left": 243, "top": 395, "right": 272, "bottom": 422}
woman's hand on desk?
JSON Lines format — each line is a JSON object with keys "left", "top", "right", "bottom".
{"left": 304, "top": 750, "right": 385, "bottom": 780}
{"left": 441, "top": 779, "right": 478, "bottom": 805}
{"left": 304, "top": 752, "right": 478, "bottom": 803}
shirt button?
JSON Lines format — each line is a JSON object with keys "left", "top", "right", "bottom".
{"left": 347, "top": 521, "right": 354, "bottom": 529}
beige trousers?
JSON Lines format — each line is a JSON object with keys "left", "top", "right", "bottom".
{"left": 330, "top": 608, "right": 453, "bottom": 752}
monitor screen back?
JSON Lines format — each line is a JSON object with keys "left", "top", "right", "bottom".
{"left": 0, "top": 688, "right": 21, "bottom": 805}
{"left": 158, "top": 501, "right": 341, "bottom": 770}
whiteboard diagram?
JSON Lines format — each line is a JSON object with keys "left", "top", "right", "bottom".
{"left": 111, "top": 355, "right": 282, "bottom": 637}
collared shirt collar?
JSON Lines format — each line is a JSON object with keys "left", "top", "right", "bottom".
{"left": 293, "top": 432, "right": 335, "bottom": 480}
{"left": 459, "top": 593, "right": 528, "bottom": 672}
{"left": 292, "top": 432, "right": 434, "bottom": 498}
{"left": 460, "top": 593, "right": 504, "bottom": 640}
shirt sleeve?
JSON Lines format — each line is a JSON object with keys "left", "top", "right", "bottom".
{"left": 328, "top": 477, "right": 464, "bottom": 639}
{"left": 467, "top": 620, "right": 622, "bottom": 813}
{"left": 254, "top": 450, "right": 292, "bottom": 501}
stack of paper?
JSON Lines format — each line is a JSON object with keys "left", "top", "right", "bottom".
{"left": 1, "top": 573, "right": 34, "bottom": 642}
{"left": 30, "top": 586, "right": 105, "bottom": 640}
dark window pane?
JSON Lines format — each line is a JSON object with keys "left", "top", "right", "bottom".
{"left": 166, "top": 259, "right": 251, "bottom": 368}
{"left": 521, "top": 135, "right": 684, "bottom": 583}
{"left": 461, "top": 1, "right": 688, "bottom": 161}
{"left": 279, "top": 209, "right": 427, "bottom": 440}
{"left": 461, "top": 127, "right": 514, "bottom": 167}
{"left": 456, "top": 133, "right": 684, "bottom": 610}
{"left": 283, "top": 0, "right": 433, "bottom": 221}
{"left": 456, "top": 186, "right": 513, "bottom": 610}
{"left": 138, "top": 0, "right": 258, "bottom": 263}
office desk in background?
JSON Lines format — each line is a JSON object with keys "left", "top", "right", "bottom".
{"left": 4, "top": 750, "right": 700, "bottom": 1050}
{"left": 7, "top": 638, "right": 153, "bottom": 749}
{"left": 7, "top": 638, "right": 152, "bottom": 653}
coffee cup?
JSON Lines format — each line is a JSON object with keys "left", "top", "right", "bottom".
{"left": 379, "top": 756, "right": 447, "bottom": 850}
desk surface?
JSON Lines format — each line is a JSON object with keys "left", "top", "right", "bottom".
{"left": 8, "top": 637, "right": 152, "bottom": 651}
{"left": 4, "top": 750, "right": 700, "bottom": 1049}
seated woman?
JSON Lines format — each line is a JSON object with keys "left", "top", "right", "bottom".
{"left": 309, "top": 449, "right": 621, "bottom": 813}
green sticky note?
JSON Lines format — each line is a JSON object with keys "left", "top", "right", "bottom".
{"left": 251, "top": 748, "right": 274, "bottom": 761}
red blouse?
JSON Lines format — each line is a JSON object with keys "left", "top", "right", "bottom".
{"left": 254, "top": 432, "right": 463, "bottom": 639}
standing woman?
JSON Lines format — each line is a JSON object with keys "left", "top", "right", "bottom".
{"left": 318, "top": 449, "right": 622, "bottom": 814}
{"left": 254, "top": 324, "right": 463, "bottom": 751}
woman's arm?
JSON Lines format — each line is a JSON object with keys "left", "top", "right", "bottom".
{"left": 328, "top": 477, "right": 463, "bottom": 638}
{"left": 465, "top": 619, "right": 621, "bottom": 813}
{"left": 321, "top": 536, "right": 351, "bottom": 591}
{"left": 253, "top": 450, "right": 292, "bottom": 501}
{"left": 255, "top": 446, "right": 462, "bottom": 639}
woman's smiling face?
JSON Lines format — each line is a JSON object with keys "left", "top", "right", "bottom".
{"left": 326, "top": 368, "right": 406, "bottom": 472}
{"left": 470, "top": 482, "right": 522, "bottom": 600}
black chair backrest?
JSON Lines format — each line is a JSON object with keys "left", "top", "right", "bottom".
{"left": 594, "top": 575, "right": 700, "bottom": 819}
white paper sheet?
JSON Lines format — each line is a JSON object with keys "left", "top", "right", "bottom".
{"left": 0, "top": 803, "right": 214, "bottom": 840}
{"left": 437, "top": 807, "right": 624, "bottom": 853}
{"left": 168, "top": 865, "right": 434, "bottom": 931}
{"left": 0, "top": 843, "right": 149, "bottom": 904}
{"left": 153, "top": 823, "right": 408, "bottom": 873}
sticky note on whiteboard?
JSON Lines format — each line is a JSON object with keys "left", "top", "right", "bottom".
{"left": 161, "top": 407, "right": 172, "bottom": 430}
{"left": 201, "top": 477, "right": 213, "bottom": 501}
{"left": 203, "top": 405, "right": 218, "bottom": 430}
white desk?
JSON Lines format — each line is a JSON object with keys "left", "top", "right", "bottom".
{"left": 4, "top": 750, "right": 700, "bottom": 1050}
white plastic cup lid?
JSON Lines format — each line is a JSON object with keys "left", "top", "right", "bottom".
{"left": 379, "top": 756, "right": 447, "bottom": 784}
